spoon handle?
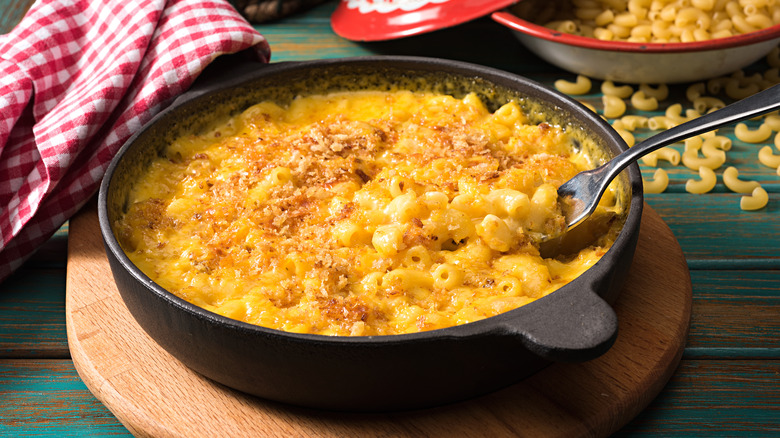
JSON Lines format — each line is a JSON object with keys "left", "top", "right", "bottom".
{"left": 602, "top": 83, "right": 780, "bottom": 180}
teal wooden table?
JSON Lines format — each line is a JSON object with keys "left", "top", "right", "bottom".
{"left": 2, "top": 1, "right": 779, "bottom": 436}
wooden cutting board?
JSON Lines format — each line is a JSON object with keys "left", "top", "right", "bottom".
{"left": 66, "top": 202, "right": 691, "bottom": 438}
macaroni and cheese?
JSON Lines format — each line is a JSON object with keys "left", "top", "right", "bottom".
{"left": 116, "top": 90, "right": 623, "bottom": 336}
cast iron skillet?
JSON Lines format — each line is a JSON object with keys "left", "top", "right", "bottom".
{"left": 98, "top": 56, "right": 643, "bottom": 412}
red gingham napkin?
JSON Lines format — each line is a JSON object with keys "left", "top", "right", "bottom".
{"left": 0, "top": 0, "right": 271, "bottom": 282}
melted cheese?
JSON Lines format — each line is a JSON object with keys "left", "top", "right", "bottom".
{"left": 116, "top": 90, "right": 622, "bottom": 336}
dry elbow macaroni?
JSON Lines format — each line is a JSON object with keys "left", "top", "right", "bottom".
{"left": 555, "top": 75, "right": 592, "bottom": 94}
{"left": 640, "top": 84, "right": 669, "bottom": 101}
{"left": 631, "top": 91, "right": 659, "bottom": 111}
{"left": 735, "top": 122, "right": 773, "bottom": 143}
{"left": 602, "top": 80, "right": 634, "bottom": 98}
{"left": 643, "top": 168, "right": 669, "bottom": 193}
{"left": 617, "top": 115, "right": 648, "bottom": 130}
{"left": 693, "top": 96, "right": 726, "bottom": 114}
{"left": 523, "top": 0, "right": 780, "bottom": 43}
{"left": 685, "top": 166, "right": 717, "bottom": 194}
{"left": 116, "top": 89, "right": 625, "bottom": 336}
{"left": 758, "top": 143, "right": 780, "bottom": 173}
{"left": 602, "top": 94, "right": 627, "bottom": 118}
{"left": 682, "top": 144, "right": 726, "bottom": 170}
{"left": 569, "top": 51, "right": 780, "bottom": 210}
{"left": 741, "top": 186, "right": 769, "bottom": 210}
{"left": 722, "top": 166, "right": 761, "bottom": 193}
{"left": 612, "top": 124, "right": 636, "bottom": 146}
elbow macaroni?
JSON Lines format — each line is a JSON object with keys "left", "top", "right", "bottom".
{"left": 685, "top": 166, "right": 717, "bottom": 194}
{"left": 602, "top": 80, "right": 634, "bottom": 98}
{"left": 555, "top": 75, "right": 593, "bottom": 95}
{"left": 740, "top": 186, "right": 769, "bottom": 210}
{"left": 602, "top": 94, "right": 627, "bottom": 118}
{"left": 631, "top": 91, "right": 659, "bottom": 111}
{"left": 643, "top": 168, "right": 669, "bottom": 193}
{"left": 527, "top": 0, "right": 780, "bottom": 42}
{"left": 116, "top": 90, "right": 625, "bottom": 336}
{"left": 722, "top": 166, "right": 761, "bottom": 193}
{"left": 541, "top": 49, "right": 780, "bottom": 215}
{"left": 758, "top": 144, "right": 780, "bottom": 172}
{"left": 641, "top": 147, "right": 681, "bottom": 166}
{"left": 735, "top": 122, "right": 773, "bottom": 143}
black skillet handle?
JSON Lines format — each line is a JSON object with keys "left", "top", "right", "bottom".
{"left": 503, "top": 285, "right": 618, "bottom": 363}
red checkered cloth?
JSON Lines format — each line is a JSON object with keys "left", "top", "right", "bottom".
{"left": 0, "top": 0, "right": 271, "bottom": 282}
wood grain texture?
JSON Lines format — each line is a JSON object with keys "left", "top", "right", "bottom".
{"left": 0, "top": 268, "right": 68, "bottom": 358}
{"left": 0, "top": 359, "right": 134, "bottom": 437}
{"left": 643, "top": 194, "right": 780, "bottom": 265}
{"left": 686, "top": 270, "right": 780, "bottom": 357}
{"left": 2, "top": 359, "right": 776, "bottom": 438}
{"left": 616, "top": 360, "right": 780, "bottom": 436}
{"left": 0, "top": 0, "right": 32, "bottom": 33}
{"left": 65, "top": 202, "right": 691, "bottom": 438}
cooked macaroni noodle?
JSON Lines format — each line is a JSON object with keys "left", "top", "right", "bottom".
{"left": 116, "top": 90, "right": 624, "bottom": 336}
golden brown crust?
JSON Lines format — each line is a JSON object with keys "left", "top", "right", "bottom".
{"left": 117, "top": 91, "right": 621, "bottom": 336}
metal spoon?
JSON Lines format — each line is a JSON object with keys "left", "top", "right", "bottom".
{"left": 539, "top": 83, "right": 780, "bottom": 258}
{"left": 562, "top": 83, "right": 780, "bottom": 228}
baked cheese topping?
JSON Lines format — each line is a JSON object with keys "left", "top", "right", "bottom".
{"left": 116, "top": 90, "right": 622, "bottom": 336}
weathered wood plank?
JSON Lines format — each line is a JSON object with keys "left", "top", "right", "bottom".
{"left": 257, "top": 8, "right": 534, "bottom": 74}
{"left": 1, "top": 359, "right": 776, "bottom": 437}
{"left": 685, "top": 270, "right": 780, "bottom": 358}
{"left": 0, "top": 359, "right": 132, "bottom": 437}
{"left": 2, "top": 269, "right": 778, "bottom": 361}
{"left": 643, "top": 194, "right": 780, "bottom": 266}
{"left": 616, "top": 360, "right": 780, "bottom": 436}
{"left": 0, "top": 0, "right": 32, "bottom": 34}
{"left": 0, "top": 268, "right": 69, "bottom": 358}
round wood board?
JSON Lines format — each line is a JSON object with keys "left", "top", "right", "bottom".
{"left": 66, "top": 202, "right": 691, "bottom": 438}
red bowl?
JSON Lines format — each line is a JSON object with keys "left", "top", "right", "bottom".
{"left": 331, "top": 0, "right": 517, "bottom": 41}
{"left": 492, "top": 9, "right": 780, "bottom": 84}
